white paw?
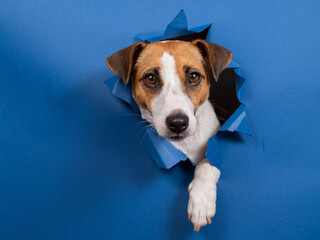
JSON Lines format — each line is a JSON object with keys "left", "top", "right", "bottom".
{"left": 187, "top": 160, "right": 220, "bottom": 231}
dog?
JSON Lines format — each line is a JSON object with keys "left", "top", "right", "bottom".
{"left": 106, "top": 40, "right": 232, "bottom": 231}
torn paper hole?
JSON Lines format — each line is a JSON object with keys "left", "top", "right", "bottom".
{"left": 105, "top": 10, "right": 252, "bottom": 169}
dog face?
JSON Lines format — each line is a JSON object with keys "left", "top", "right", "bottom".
{"left": 106, "top": 40, "right": 232, "bottom": 141}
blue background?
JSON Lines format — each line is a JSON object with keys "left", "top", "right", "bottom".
{"left": 1, "top": 0, "right": 319, "bottom": 239}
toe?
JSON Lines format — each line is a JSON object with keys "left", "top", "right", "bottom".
{"left": 194, "top": 224, "right": 200, "bottom": 232}
{"left": 206, "top": 216, "right": 212, "bottom": 224}
{"left": 188, "top": 182, "right": 193, "bottom": 192}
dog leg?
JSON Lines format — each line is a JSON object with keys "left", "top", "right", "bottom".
{"left": 187, "top": 159, "right": 220, "bottom": 231}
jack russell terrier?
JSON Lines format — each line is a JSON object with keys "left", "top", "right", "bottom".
{"left": 106, "top": 40, "right": 232, "bottom": 231}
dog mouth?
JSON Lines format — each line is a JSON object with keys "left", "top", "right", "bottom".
{"left": 166, "top": 134, "right": 187, "bottom": 142}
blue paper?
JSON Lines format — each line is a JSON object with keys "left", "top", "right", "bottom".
{"left": 162, "top": 10, "right": 189, "bottom": 39}
{"left": 135, "top": 10, "right": 212, "bottom": 43}
{"left": 106, "top": 10, "right": 252, "bottom": 169}
{"left": 2, "top": 1, "right": 320, "bottom": 239}
{"left": 142, "top": 126, "right": 188, "bottom": 169}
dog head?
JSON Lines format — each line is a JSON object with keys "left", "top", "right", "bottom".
{"left": 106, "top": 40, "right": 232, "bottom": 141}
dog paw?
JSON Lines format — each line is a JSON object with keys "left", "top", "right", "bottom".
{"left": 187, "top": 160, "right": 220, "bottom": 231}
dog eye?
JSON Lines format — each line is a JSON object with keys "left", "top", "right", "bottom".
{"left": 188, "top": 72, "right": 201, "bottom": 84}
{"left": 143, "top": 73, "right": 157, "bottom": 86}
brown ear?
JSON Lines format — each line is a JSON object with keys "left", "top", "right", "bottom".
{"left": 192, "top": 39, "right": 232, "bottom": 81}
{"left": 106, "top": 42, "right": 146, "bottom": 85}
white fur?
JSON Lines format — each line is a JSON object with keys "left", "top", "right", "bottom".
{"left": 171, "top": 99, "right": 220, "bottom": 165}
{"left": 160, "top": 40, "right": 181, "bottom": 43}
{"left": 139, "top": 51, "right": 221, "bottom": 231}
{"left": 188, "top": 159, "right": 220, "bottom": 231}
{"left": 150, "top": 52, "right": 197, "bottom": 138}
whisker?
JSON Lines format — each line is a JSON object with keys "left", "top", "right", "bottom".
{"left": 136, "top": 124, "right": 151, "bottom": 135}
{"left": 140, "top": 127, "right": 151, "bottom": 143}
{"left": 141, "top": 126, "right": 156, "bottom": 144}
{"left": 134, "top": 120, "right": 148, "bottom": 128}
{"left": 123, "top": 113, "right": 142, "bottom": 117}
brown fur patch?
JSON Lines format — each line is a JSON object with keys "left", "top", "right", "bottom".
{"left": 132, "top": 41, "right": 210, "bottom": 113}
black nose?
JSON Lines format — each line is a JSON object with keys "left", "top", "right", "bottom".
{"left": 166, "top": 114, "right": 189, "bottom": 134}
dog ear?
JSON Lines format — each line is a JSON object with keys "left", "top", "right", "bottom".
{"left": 192, "top": 39, "right": 232, "bottom": 81}
{"left": 106, "top": 42, "right": 147, "bottom": 85}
